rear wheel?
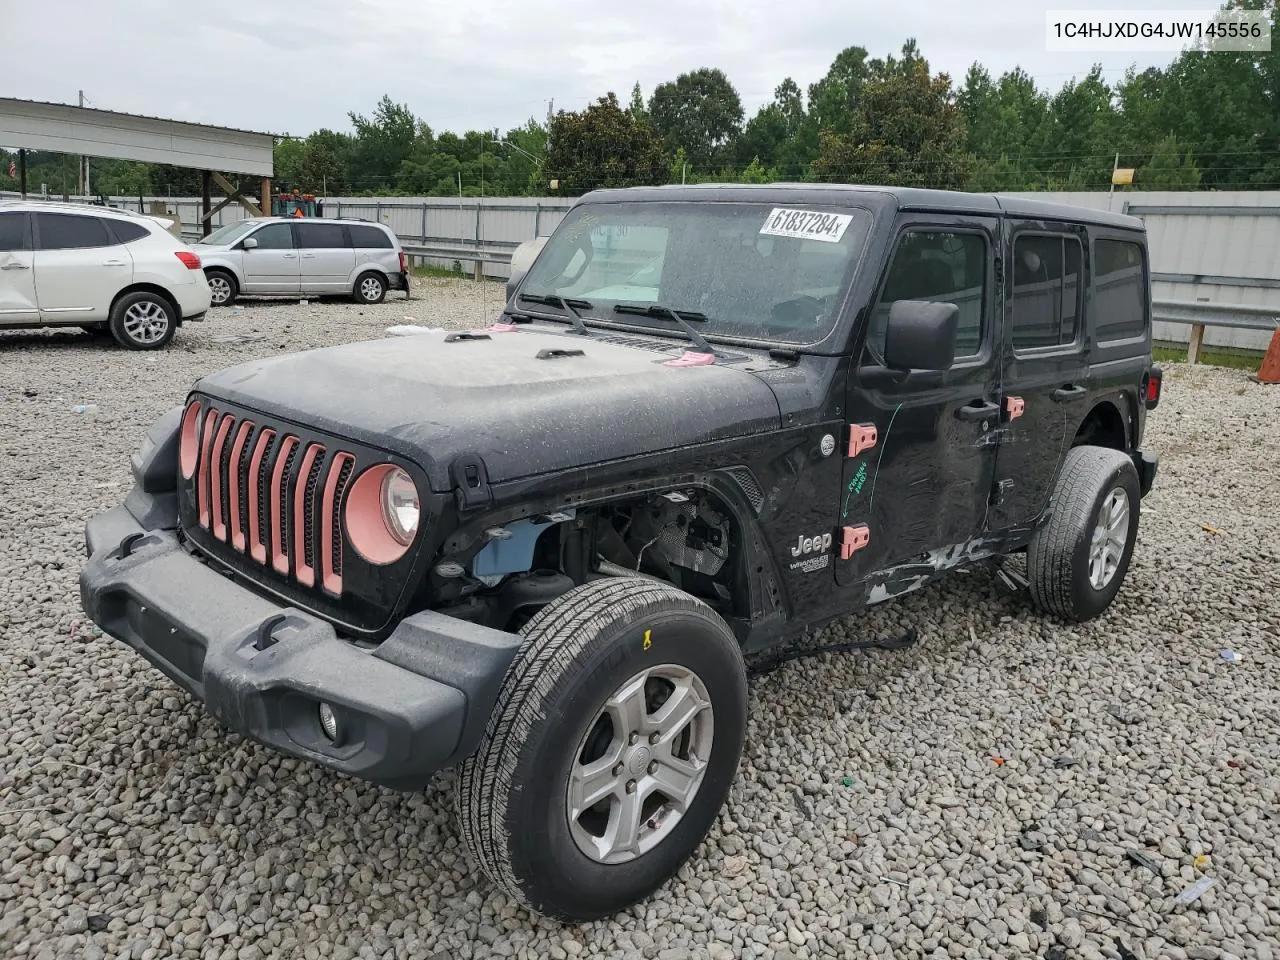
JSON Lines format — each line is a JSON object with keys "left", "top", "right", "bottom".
{"left": 353, "top": 271, "right": 386, "bottom": 304}
{"left": 1027, "top": 445, "right": 1140, "bottom": 621}
{"left": 205, "top": 270, "right": 237, "bottom": 307}
{"left": 456, "top": 577, "right": 747, "bottom": 921}
{"left": 109, "top": 292, "right": 176, "bottom": 350}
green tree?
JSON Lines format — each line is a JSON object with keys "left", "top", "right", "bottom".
{"left": 546, "top": 93, "right": 666, "bottom": 195}
{"left": 273, "top": 137, "right": 305, "bottom": 189}
{"left": 812, "top": 46, "right": 970, "bottom": 188}
{"left": 347, "top": 95, "right": 420, "bottom": 192}
{"left": 627, "top": 83, "right": 647, "bottom": 122}
{"left": 1140, "top": 135, "right": 1202, "bottom": 189}
{"left": 648, "top": 68, "right": 744, "bottom": 169}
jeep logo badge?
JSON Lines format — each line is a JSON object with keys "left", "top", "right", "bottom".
{"left": 791, "top": 532, "right": 833, "bottom": 557}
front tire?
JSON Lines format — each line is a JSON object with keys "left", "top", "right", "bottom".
{"left": 1027, "top": 445, "right": 1141, "bottom": 622}
{"left": 353, "top": 271, "right": 386, "bottom": 304}
{"left": 109, "top": 292, "right": 176, "bottom": 350}
{"left": 205, "top": 270, "right": 237, "bottom": 307}
{"left": 457, "top": 577, "right": 747, "bottom": 921}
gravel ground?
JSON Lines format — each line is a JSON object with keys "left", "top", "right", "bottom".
{"left": 1, "top": 281, "right": 1277, "bottom": 960}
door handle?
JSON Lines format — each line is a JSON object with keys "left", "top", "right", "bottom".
{"left": 282, "top": 254, "right": 297, "bottom": 259}
{"left": 301, "top": 254, "right": 317, "bottom": 259}
{"left": 102, "top": 260, "right": 128, "bottom": 266}
{"left": 1, "top": 262, "right": 30, "bottom": 270}
{"left": 955, "top": 400, "right": 1001, "bottom": 422}
{"left": 1051, "top": 384, "right": 1088, "bottom": 402}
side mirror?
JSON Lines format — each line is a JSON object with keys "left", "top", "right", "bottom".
{"left": 884, "top": 300, "right": 958, "bottom": 371}
{"left": 241, "top": 237, "right": 258, "bottom": 250}
{"left": 506, "top": 236, "right": 550, "bottom": 301}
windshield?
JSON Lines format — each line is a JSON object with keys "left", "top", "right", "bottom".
{"left": 519, "top": 201, "right": 872, "bottom": 344}
{"left": 198, "top": 221, "right": 258, "bottom": 245}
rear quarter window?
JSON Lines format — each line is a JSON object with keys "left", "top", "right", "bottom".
{"left": 104, "top": 219, "right": 150, "bottom": 243}
{"left": 1093, "top": 239, "right": 1148, "bottom": 342}
{"left": 349, "top": 224, "right": 394, "bottom": 249}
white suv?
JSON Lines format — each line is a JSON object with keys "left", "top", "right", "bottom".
{"left": 0, "top": 201, "right": 212, "bottom": 350}
{"left": 193, "top": 217, "right": 409, "bottom": 306}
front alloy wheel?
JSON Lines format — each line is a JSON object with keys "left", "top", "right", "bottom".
{"left": 457, "top": 577, "right": 747, "bottom": 922}
{"left": 568, "top": 664, "right": 714, "bottom": 865}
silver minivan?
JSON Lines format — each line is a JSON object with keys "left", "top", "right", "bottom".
{"left": 194, "top": 217, "right": 409, "bottom": 306}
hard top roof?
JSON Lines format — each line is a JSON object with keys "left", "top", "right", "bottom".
{"left": 578, "top": 183, "right": 1145, "bottom": 231}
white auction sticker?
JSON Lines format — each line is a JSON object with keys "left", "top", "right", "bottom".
{"left": 760, "top": 208, "right": 853, "bottom": 243}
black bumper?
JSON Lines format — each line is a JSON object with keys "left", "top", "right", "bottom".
{"left": 80, "top": 501, "right": 520, "bottom": 790}
{"left": 1133, "top": 449, "right": 1159, "bottom": 498}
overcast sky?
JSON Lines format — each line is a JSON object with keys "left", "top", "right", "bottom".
{"left": 6, "top": 0, "right": 1214, "bottom": 139}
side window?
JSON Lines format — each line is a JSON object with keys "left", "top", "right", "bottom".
{"left": 248, "top": 223, "right": 294, "bottom": 250}
{"left": 104, "top": 219, "right": 150, "bottom": 243}
{"left": 1011, "top": 234, "right": 1083, "bottom": 351}
{"left": 0, "top": 212, "right": 30, "bottom": 252}
{"left": 349, "top": 224, "right": 393, "bottom": 249}
{"left": 34, "top": 212, "right": 112, "bottom": 250}
{"left": 295, "top": 222, "right": 347, "bottom": 248}
{"left": 870, "top": 231, "right": 986, "bottom": 358}
{"left": 1094, "top": 239, "right": 1147, "bottom": 341}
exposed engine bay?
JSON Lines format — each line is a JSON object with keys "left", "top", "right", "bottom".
{"left": 432, "top": 491, "right": 739, "bottom": 631}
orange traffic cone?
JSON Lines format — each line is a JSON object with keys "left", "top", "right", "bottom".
{"left": 1255, "top": 327, "right": 1280, "bottom": 384}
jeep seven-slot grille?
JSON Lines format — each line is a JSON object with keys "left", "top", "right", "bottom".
{"left": 185, "top": 402, "right": 357, "bottom": 596}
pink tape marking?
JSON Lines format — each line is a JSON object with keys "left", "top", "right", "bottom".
{"left": 485, "top": 323, "right": 520, "bottom": 333}
{"left": 663, "top": 351, "right": 716, "bottom": 367}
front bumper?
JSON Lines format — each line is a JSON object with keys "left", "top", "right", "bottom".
{"left": 80, "top": 499, "right": 521, "bottom": 790}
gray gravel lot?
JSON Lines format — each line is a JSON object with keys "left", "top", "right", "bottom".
{"left": 2, "top": 280, "right": 1278, "bottom": 960}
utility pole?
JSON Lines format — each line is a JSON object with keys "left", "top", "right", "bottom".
{"left": 79, "top": 90, "right": 88, "bottom": 197}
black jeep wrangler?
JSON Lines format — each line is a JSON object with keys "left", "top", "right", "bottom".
{"left": 81, "top": 185, "right": 1161, "bottom": 921}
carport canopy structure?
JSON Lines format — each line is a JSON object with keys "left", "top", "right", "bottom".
{"left": 0, "top": 97, "right": 277, "bottom": 235}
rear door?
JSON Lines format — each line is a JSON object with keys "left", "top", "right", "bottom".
{"left": 240, "top": 222, "right": 299, "bottom": 293}
{"left": 838, "top": 215, "right": 1003, "bottom": 590}
{"left": 988, "top": 221, "right": 1089, "bottom": 530}
{"left": 295, "top": 221, "right": 355, "bottom": 293}
{"left": 0, "top": 211, "right": 38, "bottom": 323}
{"left": 32, "top": 212, "right": 130, "bottom": 322}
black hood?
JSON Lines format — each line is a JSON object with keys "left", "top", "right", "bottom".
{"left": 194, "top": 327, "right": 783, "bottom": 489}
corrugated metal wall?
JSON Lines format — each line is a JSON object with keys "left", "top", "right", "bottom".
{"left": 5, "top": 187, "right": 1277, "bottom": 349}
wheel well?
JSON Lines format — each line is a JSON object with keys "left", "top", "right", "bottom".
{"left": 111, "top": 284, "right": 180, "bottom": 322}
{"left": 1073, "top": 402, "right": 1128, "bottom": 451}
{"left": 204, "top": 266, "right": 237, "bottom": 285}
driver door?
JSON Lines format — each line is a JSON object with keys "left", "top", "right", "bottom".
{"left": 240, "top": 223, "right": 300, "bottom": 293}
{"left": 836, "top": 215, "right": 1003, "bottom": 593}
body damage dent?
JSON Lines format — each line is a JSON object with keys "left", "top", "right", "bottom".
{"left": 863, "top": 536, "right": 1003, "bottom": 605}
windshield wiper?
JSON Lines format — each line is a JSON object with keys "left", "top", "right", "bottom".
{"left": 613, "top": 303, "right": 718, "bottom": 356}
{"left": 517, "top": 293, "right": 594, "bottom": 336}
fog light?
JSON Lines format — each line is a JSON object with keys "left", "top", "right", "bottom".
{"left": 318, "top": 702, "right": 343, "bottom": 744}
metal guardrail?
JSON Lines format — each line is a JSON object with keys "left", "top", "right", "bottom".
{"left": 400, "top": 242, "right": 515, "bottom": 280}
{"left": 1151, "top": 298, "right": 1279, "bottom": 363}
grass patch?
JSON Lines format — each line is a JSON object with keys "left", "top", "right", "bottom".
{"left": 412, "top": 264, "right": 466, "bottom": 280}
{"left": 1152, "top": 342, "right": 1263, "bottom": 372}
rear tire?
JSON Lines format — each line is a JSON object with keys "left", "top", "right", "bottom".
{"left": 353, "top": 271, "right": 386, "bottom": 304}
{"left": 457, "top": 577, "right": 747, "bottom": 921}
{"left": 1027, "top": 445, "right": 1140, "bottom": 622}
{"left": 205, "top": 270, "right": 237, "bottom": 307}
{"left": 109, "top": 292, "right": 176, "bottom": 350}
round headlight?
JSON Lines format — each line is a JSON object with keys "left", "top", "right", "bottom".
{"left": 381, "top": 467, "right": 420, "bottom": 545}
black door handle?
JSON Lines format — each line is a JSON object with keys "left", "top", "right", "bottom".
{"left": 1051, "top": 384, "right": 1088, "bottom": 402}
{"left": 955, "top": 400, "right": 1001, "bottom": 422}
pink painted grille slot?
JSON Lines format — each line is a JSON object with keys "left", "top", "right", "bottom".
{"left": 320, "top": 453, "right": 356, "bottom": 596}
{"left": 197, "top": 409, "right": 219, "bottom": 529}
{"left": 291, "top": 444, "right": 324, "bottom": 588}
{"left": 208, "top": 414, "right": 235, "bottom": 541}
{"left": 247, "top": 429, "right": 275, "bottom": 563}
{"left": 270, "top": 437, "right": 300, "bottom": 575}
{"left": 227, "top": 420, "right": 254, "bottom": 550}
